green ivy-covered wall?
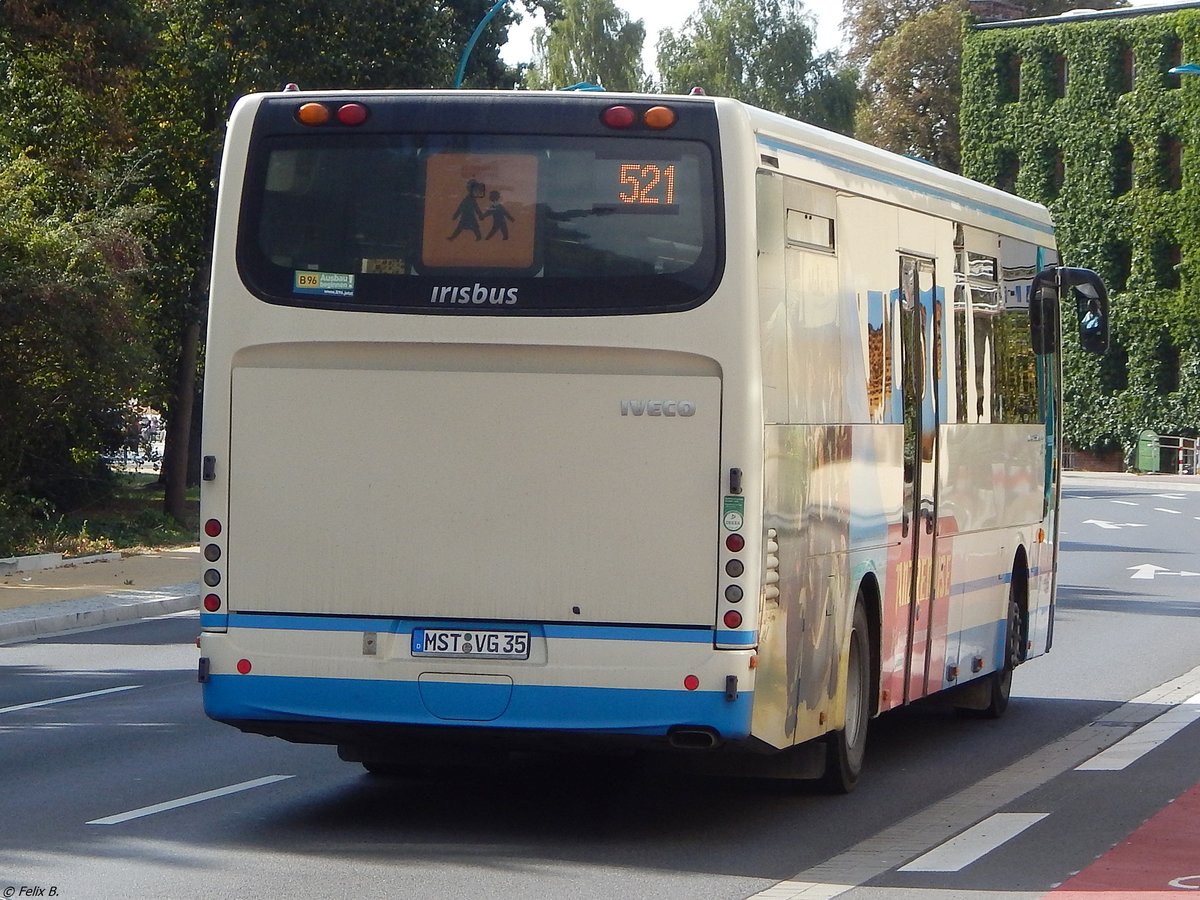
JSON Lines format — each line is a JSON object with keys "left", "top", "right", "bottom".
{"left": 962, "top": 7, "right": 1200, "bottom": 466}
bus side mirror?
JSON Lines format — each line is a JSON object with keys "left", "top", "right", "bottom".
{"left": 1029, "top": 266, "right": 1109, "bottom": 355}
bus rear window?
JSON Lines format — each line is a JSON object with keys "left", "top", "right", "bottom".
{"left": 238, "top": 132, "right": 721, "bottom": 315}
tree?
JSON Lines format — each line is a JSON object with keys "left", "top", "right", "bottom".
{"left": 128, "top": 0, "right": 523, "bottom": 521}
{"left": 854, "top": 2, "right": 964, "bottom": 171}
{"left": 841, "top": 0, "right": 943, "bottom": 65}
{"left": 849, "top": 0, "right": 1129, "bottom": 172}
{"left": 844, "top": 0, "right": 1128, "bottom": 65}
{"left": 0, "top": 157, "right": 149, "bottom": 525}
{"left": 657, "top": 0, "right": 858, "bottom": 135}
{"left": 525, "top": 0, "right": 646, "bottom": 90}
{"left": 0, "top": 0, "right": 154, "bottom": 545}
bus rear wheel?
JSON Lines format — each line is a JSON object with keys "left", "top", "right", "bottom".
{"left": 820, "top": 600, "right": 871, "bottom": 793}
{"left": 983, "top": 592, "right": 1023, "bottom": 719}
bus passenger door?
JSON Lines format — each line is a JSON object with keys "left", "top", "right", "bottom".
{"left": 899, "top": 256, "right": 939, "bottom": 703}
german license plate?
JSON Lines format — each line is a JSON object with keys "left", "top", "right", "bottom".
{"left": 412, "top": 628, "right": 530, "bottom": 660}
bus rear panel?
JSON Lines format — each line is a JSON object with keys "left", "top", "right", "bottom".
{"left": 200, "top": 91, "right": 759, "bottom": 759}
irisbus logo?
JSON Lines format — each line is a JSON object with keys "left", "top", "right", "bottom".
{"left": 428, "top": 284, "right": 518, "bottom": 305}
{"left": 620, "top": 400, "right": 697, "bottom": 417}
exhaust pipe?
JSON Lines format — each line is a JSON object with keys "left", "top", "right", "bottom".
{"left": 668, "top": 727, "right": 719, "bottom": 750}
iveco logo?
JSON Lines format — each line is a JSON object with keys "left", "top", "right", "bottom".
{"left": 620, "top": 400, "right": 697, "bottom": 417}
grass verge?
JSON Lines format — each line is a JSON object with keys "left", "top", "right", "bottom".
{"left": 6, "top": 473, "right": 199, "bottom": 558}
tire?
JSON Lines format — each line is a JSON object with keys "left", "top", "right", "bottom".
{"left": 820, "top": 600, "right": 871, "bottom": 793}
{"left": 983, "top": 591, "right": 1023, "bottom": 719}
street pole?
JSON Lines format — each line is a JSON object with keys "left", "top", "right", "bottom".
{"left": 454, "top": 0, "right": 512, "bottom": 89}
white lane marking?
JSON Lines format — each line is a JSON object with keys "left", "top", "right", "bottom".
{"left": 1084, "top": 519, "right": 1147, "bottom": 529}
{"left": 748, "top": 882, "right": 855, "bottom": 899}
{"left": 1154, "top": 493, "right": 1186, "bottom": 500}
{"left": 1155, "top": 507, "right": 1183, "bottom": 515}
{"left": 1128, "top": 564, "right": 1200, "bottom": 580}
{"left": 87, "top": 774, "right": 294, "bottom": 825}
{"left": 0, "top": 684, "right": 140, "bottom": 715}
{"left": 752, "top": 664, "right": 1200, "bottom": 898}
{"left": 1111, "top": 500, "right": 1139, "bottom": 506}
{"left": 1076, "top": 691, "right": 1200, "bottom": 771}
{"left": 897, "top": 813, "right": 1050, "bottom": 872}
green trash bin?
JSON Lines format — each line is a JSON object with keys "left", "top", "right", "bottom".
{"left": 1136, "top": 430, "right": 1161, "bottom": 472}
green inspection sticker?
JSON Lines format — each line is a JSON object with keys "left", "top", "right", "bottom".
{"left": 722, "top": 495, "right": 745, "bottom": 532}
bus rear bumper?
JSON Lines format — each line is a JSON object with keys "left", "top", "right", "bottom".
{"left": 202, "top": 672, "right": 752, "bottom": 742}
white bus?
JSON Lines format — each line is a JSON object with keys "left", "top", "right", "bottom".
{"left": 198, "top": 88, "right": 1107, "bottom": 790}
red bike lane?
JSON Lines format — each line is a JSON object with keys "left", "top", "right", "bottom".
{"left": 1051, "top": 780, "right": 1200, "bottom": 897}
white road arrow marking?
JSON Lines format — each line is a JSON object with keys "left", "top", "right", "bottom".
{"left": 1084, "top": 519, "right": 1148, "bottom": 529}
{"left": 1129, "top": 564, "right": 1200, "bottom": 580}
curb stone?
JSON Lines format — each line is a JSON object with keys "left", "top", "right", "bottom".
{"left": 0, "top": 582, "right": 200, "bottom": 644}
{"left": 0, "top": 551, "right": 123, "bottom": 575}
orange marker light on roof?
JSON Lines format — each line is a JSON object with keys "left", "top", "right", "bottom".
{"left": 296, "top": 102, "right": 330, "bottom": 126}
{"left": 643, "top": 106, "right": 677, "bottom": 129}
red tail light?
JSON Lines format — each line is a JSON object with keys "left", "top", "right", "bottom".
{"left": 336, "top": 103, "right": 368, "bottom": 126}
{"left": 601, "top": 105, "right": 635, "bottom": 129}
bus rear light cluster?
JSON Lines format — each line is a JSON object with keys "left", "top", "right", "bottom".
{"left": 720, "top": 494, "right": 747, "bottom": 635}
{"left": 763, "top": 529, "right": 780, "bottom": 602}
{"left": 296, "top": 102, "right": 370, "bottom": 127}
{"left": 202, "top": 517, "right": 224, "bottom": 612}
{"left": 600, "top": 104, "right": 678, "bottom": 130}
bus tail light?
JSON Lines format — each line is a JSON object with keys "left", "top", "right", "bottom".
{"left": 203, "top": 594, "right": 222, "bottom": 612}
{"left": 296, "top": 102, "right": 369, "bottom": 127}
{"left": 336, "top": 103, "right": 369, "bottom": 126}
{"left": 601, "top": 105, "right": 677, "bottom": 130}
{"left": 601, "top": 105, "right": 635, "bottom": 129}
{"left": 296, "top": 102, "right": 330, "bottom": 126}
{"left": 723, "top": 610, "right": 742, "bottom": 629}
{"left": 763, "top": 528, "right": 780, "bottom": 602}
{"left": 643, "top": 106, "right": 677, "bottom": 129}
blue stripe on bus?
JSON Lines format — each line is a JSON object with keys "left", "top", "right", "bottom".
{"left": 209, "top": 612, "right": 756, "bottom": 646}
{"left": 203, "top": 674, "right": 754, "bottom": 738}
{"left": 756, "top": 134, "right": 1056, "bottom": 237}
{"left": 949, "top": 565, "right": 1044, "bottom": 599}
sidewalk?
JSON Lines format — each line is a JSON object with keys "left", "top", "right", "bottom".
{"left": 0, "top": 546, "right": 200, "bottom": 643}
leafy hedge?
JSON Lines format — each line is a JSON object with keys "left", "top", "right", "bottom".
{"left": 961, "top": 8, "right": 1200, "bottom": 462}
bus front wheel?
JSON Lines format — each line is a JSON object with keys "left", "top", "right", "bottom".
{"left": 820, "top": 601, "right": 871, "bottom": 793}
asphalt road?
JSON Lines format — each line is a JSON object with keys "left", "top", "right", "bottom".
{"left": 1, "top": 473, "right": 1198, "bottom": 899}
